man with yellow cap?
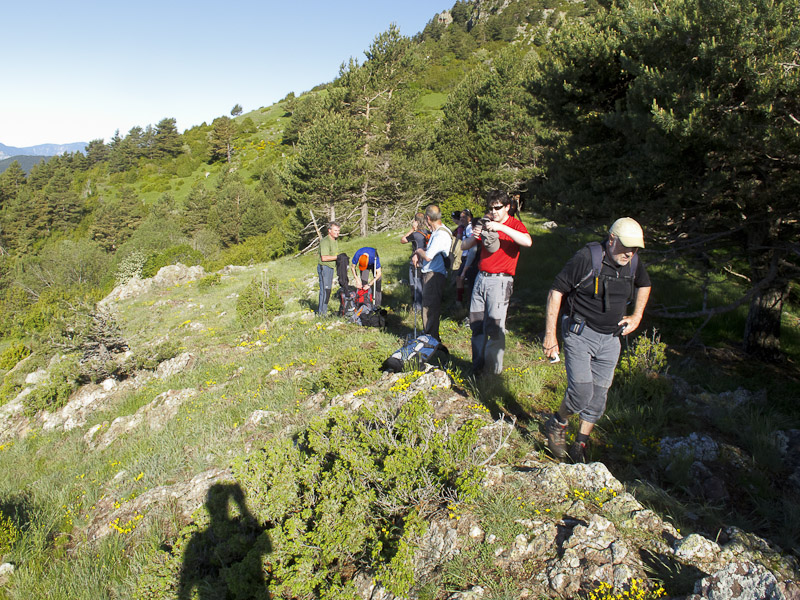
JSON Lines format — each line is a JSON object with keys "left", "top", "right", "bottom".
{"left": 542, "top": 217, "right": 651, "bottom": 463}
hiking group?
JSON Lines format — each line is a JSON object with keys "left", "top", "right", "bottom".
{"left": 315, "top": 191, "right": 651, "bottom": 462}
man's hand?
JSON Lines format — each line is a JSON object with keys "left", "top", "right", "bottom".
{"left": 543, "top": 332, "right": 560, "bottom": 360}
{"left": 617, "top": 314, "right": 641, "bottom": 336}
{"left": 618, "top": 286, "right": 651, "bottom": 336}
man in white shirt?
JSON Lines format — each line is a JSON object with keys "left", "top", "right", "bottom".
{"left": 413, "top": 205, "right": 452, "bottom": 340}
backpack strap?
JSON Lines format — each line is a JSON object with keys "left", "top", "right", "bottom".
{"left": 572, "top": 241, "right": 604, "bottom": 295}
{"left": 567, "top": 241, "right": 607, "bottom": 315}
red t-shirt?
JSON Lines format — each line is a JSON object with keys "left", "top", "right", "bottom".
{"left": 478, "top": 216, "right": 529, "bottom": 276}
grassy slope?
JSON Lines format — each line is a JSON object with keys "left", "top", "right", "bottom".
{"left": 0, "top": 215, "right": 798, "bottom": 598}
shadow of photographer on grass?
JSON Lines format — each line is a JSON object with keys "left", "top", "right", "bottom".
{"left": 178, "top": 483, "right": 271, "bottom": 600}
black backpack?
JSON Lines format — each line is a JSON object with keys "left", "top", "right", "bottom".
{"left": 571, "top": 241, "right": 639, "bottom": 311}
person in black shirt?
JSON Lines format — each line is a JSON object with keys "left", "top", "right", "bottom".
{"left": 400, "top": 212, "right": 428, "bottom": 313}
{"left": 542, "top": 218, "right": 652, "bottom": 462}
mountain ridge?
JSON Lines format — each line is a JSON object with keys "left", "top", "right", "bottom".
{"left": 0, "top": 141, "right": 87, "bottom": 160}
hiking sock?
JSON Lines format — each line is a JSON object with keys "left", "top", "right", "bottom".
{"left": 576, "top": 432, "right": 590, "bottom": 445}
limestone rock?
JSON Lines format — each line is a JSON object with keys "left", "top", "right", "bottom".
{"left": 100, "top": 263, "right": 206, "bottom": 305}
{"left": 659, "top": 432, "right": 720, "bottom": 462}
{"left": 541, "top": 514, "right": 646, "bottom": 597}
{"left": 675, "top": 534, "right": 725, "bottom": 572}
{"left": 24, "top": 369, "right": 47, "bottom": 385}
{"left": 519, "top": 461, "right": 625, "bottom": 497}
{"left": 414, "top": 519, "right": 461, "bottom": 577}
{"left": 686, "top": 561, "right": 786, "bottom": 600}
{"left": 155, "top": 352, "right": 195, "bottom": 379}
{"left": 244, "top": 410, "right": 279, "bottom": 429}
{"left": 85, "top": 467, "right": 232, "bottom": 541}
{"left": 89, "top": 388, "right": 197, "bottom": 450}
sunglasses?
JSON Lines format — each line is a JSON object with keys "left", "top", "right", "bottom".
{"left": 488, "top": 204, "right": 507, "bottom": 211}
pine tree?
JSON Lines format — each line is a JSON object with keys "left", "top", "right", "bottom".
{"left": 36, "top": 168, "right": 83, "bottom": 236}
{"left": 181, "top": 183, "right": 214, "bottom": 235}
{"left": 436, "top": 46, "right": 543, "bottom": 197}
{"left": 154, "top": 117, "right": 183, "bottom": 159}
{"left": 529, "top": 0, "right": 800, "bottom": 358}
{"left": 90, "top": 189, "right": 145, "bottom": 252}
{"left": 209, "top": 116, "right": 237, "bottom": 163}
{"left": 85, "top": 139, "right": 110, "bottom": 166}
{"left": 0, "top": 161, "right": 26, "bottom": 209}
{"left": 338, "top": 25, "right": 421, "bottom": 234}
{"left": 281, "top": 111, "right": 363, "bottom": 224}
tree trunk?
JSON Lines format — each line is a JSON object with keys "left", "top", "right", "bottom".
{"left": 743, "top": 278, "right": 788, "bottom": 360}
{"left": 360, "top": 181, "right": 369, "bottom": 237}
{"left": 742, "top": 219, "right": 787, "bottom": 361}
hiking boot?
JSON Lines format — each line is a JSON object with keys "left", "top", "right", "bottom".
{"left": 568, "top": 441, "right": 587, "bottom": 464}
{"left": 545, "top": 415, "right": 567, "bottom": 460}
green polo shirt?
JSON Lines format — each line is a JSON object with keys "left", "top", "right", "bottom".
{"left": 318, "top": 235, "right": 339, "bottom": 266}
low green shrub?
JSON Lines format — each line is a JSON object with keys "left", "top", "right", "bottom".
{"left": 617, "top": 330, "right": 668, "bottom": 378}
{"left": 197, "top": 273, "right": 222, "bottom": 290}
{"left": 23, "top": 355, "right": 81, "bottom": 416}
{"left": 313, "top": 346, "right": 386, "bottom": 397}
{"left": 0, "top": 374, "right": 22, "bottom": 406}
{"left": 141, "top": 244, "right": 204, "bottom": 278}
{"left": 236, "top": 275, "right": 285, "bottom": 328}
{"left": 0, "top": 513, "right": 20, "bottom": 558}
{"left": 137, "top": 393, "right": 485, "bottom": 599}
{"left": 0, "top": 343, "right": 30, "bottom": 371}
{"left": 133, "top": 340, "right": 181, "bottom": 371}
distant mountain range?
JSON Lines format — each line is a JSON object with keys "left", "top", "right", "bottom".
{"left": 0, "top": 141, "right": 87, "bottom": 160}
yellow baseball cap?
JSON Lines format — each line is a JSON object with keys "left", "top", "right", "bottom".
{"left": 609, "top": 217, "right": 645, "bottom": 248}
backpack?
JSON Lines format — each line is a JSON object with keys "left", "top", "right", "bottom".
{"left": 358, "top": 307, "right": 387, "bottom": 329}
{"left": 356, "top": 287, "right": 373, "bottom": 308}
{"left": 381, "top": 334, "right": 448, "bottom": 373}
{"left": 449, "top": 235, "right": 463, "bottom": 272}
{"left": 339, "top": 287, "right": 358, "bottom": 318}
{"left": 570, "top": 241, "right": 639, "bottom": 312}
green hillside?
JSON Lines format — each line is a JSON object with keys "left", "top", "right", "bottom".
{"left": 0, "top": 218, "right": 798, "bottom": 598}
{"left": 0, "top": 156, "right": 49, "bottom": 175}
{"left": 0, "top": 0, "right": 799, "bottom": 596}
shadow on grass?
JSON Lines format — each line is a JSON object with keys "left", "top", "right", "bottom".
{"left": 178, "top": 483, "right": 271, "bottom": 600}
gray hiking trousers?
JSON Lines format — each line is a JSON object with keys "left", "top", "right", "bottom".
{"left": 562, "top": 322, "right": 621, "bottom": 423}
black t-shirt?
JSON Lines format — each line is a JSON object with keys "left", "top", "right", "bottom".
{"left": 408, "top": 231, "right": 427, "bottom": 264}
{"left": 552, "top": 243, "right": 651, "bottom": 334}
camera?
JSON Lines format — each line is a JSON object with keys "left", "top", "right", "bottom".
{"left": 475, "top": 216, "right": 491, "bottom": 229}
{"left": 451, "top": 211, "right": 462, "bottom": 223}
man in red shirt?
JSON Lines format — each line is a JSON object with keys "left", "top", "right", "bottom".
{"left": 462, "top": 191, "right": 532, "bottom": 375}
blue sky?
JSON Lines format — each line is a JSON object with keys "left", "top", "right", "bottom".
{"left": 1, "top": 1, "right": 446, "bottom": 148}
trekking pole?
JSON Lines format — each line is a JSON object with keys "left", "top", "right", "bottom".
{"left": 413, "top": 273, "right": 419, "bottom": 339}
{"left": 372, "top": 265, "right": 377, "bottom": 308}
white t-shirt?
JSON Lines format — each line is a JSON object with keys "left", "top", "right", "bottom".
{"left": 421, "top": 225, "right": 452, "bottom": 274}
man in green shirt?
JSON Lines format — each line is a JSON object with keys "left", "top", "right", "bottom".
{"left": 317, "top": 221, "right": 340, "bottom": 317}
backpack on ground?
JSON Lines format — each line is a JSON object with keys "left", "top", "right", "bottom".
{"left": 357, "top": 307, "right": 387, "bottom": 329}
{"left": 339, "top": 286, "right": 358, "bottom": 318}
{"left": 381, "top": 334, "right": 448, "bottom": 373}
{"left": 356, "top": 287, "right": 373, "bottom": 307}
